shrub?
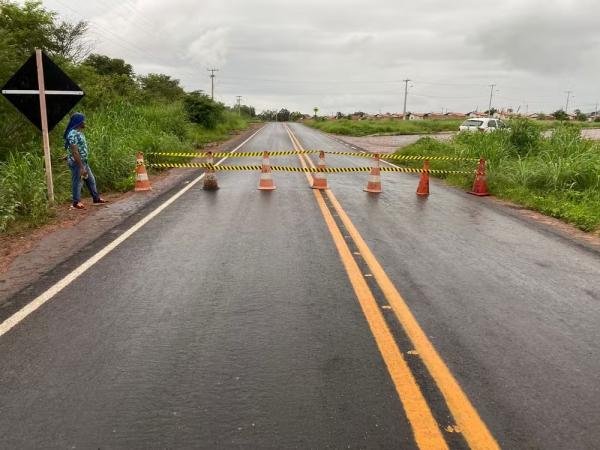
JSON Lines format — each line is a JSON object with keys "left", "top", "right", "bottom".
{"left": 183, "top": 91, "right": 225, "bottom": 129}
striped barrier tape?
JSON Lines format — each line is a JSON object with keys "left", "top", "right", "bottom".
{"left": 146, "top": 150, "right": 320, "bottom": 158}
{"left": 146, "top": 150, "right": 477, "bottom": 162}
{"left": 146, "top": 162, "right": 472, "bottom": 175}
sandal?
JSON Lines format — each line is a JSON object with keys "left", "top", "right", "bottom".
{"left": 71, "top": 202, "right": 85, "bottom": 210}
{"left": 93, "top": 197, "right": 108, "bottom": 204}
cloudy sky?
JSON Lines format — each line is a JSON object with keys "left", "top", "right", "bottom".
{"left": 41, "top": 0, "right": 600, "bottom": 115}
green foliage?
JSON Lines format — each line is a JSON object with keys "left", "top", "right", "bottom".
{"left": 398, "top": 121, "right": 600, "bottom": 231}
{"left": 0, "top": 1, "right": 56, "bottom": 59}
{"left": 507, "top": 118, "right": 541, "bottom": 155}
{"left": 552, "top": 109, "right": 569, "bottom": 121}
{"left": 574, "top": 109, "right": 588, "bottom": 121}
{"left": 139, "top": 73, "right": 185, "bottom": 101}
{"left": 84, "top": 53, "right": 133, "bottom": 77}
{"left": 183, "top": 91, "right": 225, "bottom": 129}
{"left": 278, "top": 108, "right": 290, "bottom": 121}
{"left": 306, "top": 118, "right": 462, "bottom": 136}
{"left": 0, "top": 152, "right": 49, "bottom": 231}
{"left": 239, "top": 104, "right": 256, "bottom": 118}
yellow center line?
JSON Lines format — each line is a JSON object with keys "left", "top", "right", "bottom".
{"left": 286, "top": 125, "right": 500, "bottom": 450}
{"left": 285, "top": 125, "right": 448, "bottom": 450}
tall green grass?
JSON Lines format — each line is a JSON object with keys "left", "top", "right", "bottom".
{"left": 306, "top": 118, "right": 461, "bottom": 136}
{"left": 398, "top": 121, "right": 600, "bottom": 232}
{"left": 0, "top": 100, "right": 248, "bottom": 232}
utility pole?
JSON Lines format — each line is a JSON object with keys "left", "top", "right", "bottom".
{"left": 488, "top": 84, "right": 496, "bottom": 117}
{"left": 564, "top": 90, "right": 572, "bottom": 112}
{"left": 402, "top": 79, "right": 410, "bottom": 120}
{"left": 207, "top": 68, "right": 219, "bottom": 100}
{"left": 236, "top": 95, "right": 242, "bottom": 116}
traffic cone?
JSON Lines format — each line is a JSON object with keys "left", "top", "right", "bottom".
{"left": 416, "top": 159, "right": 430, "bottom": 196}
{"left": 134, "top": 152, "right": 152, "bottom": 192}
{"left": 364, "top": 153, "right": 382, "bottom": 193}
{"left": 203, "top": 151, "right": 219, "bottom": 190}
{"left": 311, "top": 151, "right": 328, "bottom": 190}
{"left": 469, "top": 158, "right": 489, "bottom": 196}
{"left": 258, "top": 151, "right": 276, "bottom": 190}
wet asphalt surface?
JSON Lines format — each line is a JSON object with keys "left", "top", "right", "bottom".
{"left": 1, "top": 123, "right": 599, "bottom": 449}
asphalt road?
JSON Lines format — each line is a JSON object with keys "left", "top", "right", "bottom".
{"left": 0, "top": 123, "right": 599, "bottom": 449}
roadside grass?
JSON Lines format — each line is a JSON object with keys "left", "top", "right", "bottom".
{"left": 0, "top": 101, "right": 249, "bottom": 233}
{"left": 305, "top": 118, "right": 461, "bottom": 136}
{"left": 397, "top": 122, "right": 600, "bottom": 232}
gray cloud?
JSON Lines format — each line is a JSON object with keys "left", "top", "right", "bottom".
{"left": 45, "top": 0, "right": 600, "bottom": 114}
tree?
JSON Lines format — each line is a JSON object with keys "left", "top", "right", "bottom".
{"left": 139, "top": 73, "right": 185, "bottom": 100}
{"left": 290, "top": 111, "right": 304, "bottom": 121}
{"left": 552, "top": 109, "right": 569, "bottom": 121}
{"left": 574, "top": 109, "right": 588, "bottom": 121}
{"left": 0, "top": 1, "right": 88, "bottom": 62}
{"left": 239, "top": 104, "right": 256, "bottom": 118}
{"left": 52, "top": 19, "right": 90, "bottom": 62}
{"left": 278, "top": 108, "right": 290, "bottom": 121}
{"left": 0, "top": 1, "right": 56, "bottom": 59}
{"left": 85, "top": 53, "right": 134, "bottom": 78}
{"left": 313, "top": 107, "right": 319, "bottom": 119}
{"left": 335, "top": 111, "right": 344, "bottom": 119}
{"left": 183, "top": 91, "right": 224, "bottom": 128}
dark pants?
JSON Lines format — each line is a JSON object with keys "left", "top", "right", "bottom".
{"left": 68, "top": 159, "right": 99, "bottom": 205}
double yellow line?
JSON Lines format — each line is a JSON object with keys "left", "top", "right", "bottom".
{"left": 285, "top": 125, "right": 499, "bottom": 450}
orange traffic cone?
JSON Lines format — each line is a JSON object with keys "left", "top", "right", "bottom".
{"left": 258, "top": 151, "right": 276, "bottom": 190}
{"left": 364, "top": 153, "right": 382, "bottom": 193}
{"left": 416, "top": 159, "right": 430, "bottom": 196}
{"left": 311, "top": 151, "right": 328, "bottom": 190}
{"left": 134, "top": 152, "right": 152, "bottom": 192}
{"left": 203, "top": 151, "right": 219, "bottom": 190}
{"left": 469, "top": 158, "right": 489, "bottom": 196}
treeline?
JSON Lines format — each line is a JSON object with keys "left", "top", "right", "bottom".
{"left": 0, "top": 1, "right": 252, "bottom": 231}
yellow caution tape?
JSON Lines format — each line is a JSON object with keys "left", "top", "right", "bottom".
{"left": 146, "top": 150, "right": 320, "bottom": 158}
{"left": 146, "top": 150, "right": 477, "bottom": 162}
{"left": 146, "top": 162, "right": 472, "bottom": 175}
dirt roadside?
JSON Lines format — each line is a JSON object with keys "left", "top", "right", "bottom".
{"left": 0, "top": 124, "right": 264, "bottom": 306}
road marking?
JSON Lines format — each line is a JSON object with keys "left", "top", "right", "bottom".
{"left": 287, "top": 125, "right": 500, "bottom": 450}
{"left": 287, "top": 126, "right": 448, "bottom": 450}
{"left": 0, "top": 127, "right": 265, "bottom": 338}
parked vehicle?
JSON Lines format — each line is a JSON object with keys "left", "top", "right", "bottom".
{"left": 459, "top": 118, "right": 508, "bottom": 132}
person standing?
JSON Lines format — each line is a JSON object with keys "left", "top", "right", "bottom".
{"left": 63, "top": 113, "right": 107, "bottom": 209}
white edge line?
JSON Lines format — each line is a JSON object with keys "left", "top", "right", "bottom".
{"left": 0, "top": 126, "right": 265, "bottom": 338}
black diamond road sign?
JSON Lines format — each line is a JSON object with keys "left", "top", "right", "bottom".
{"left": 1, "top": 51, "right": 84, "bottom": 131}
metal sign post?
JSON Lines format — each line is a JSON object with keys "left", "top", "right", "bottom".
{"left": 35, "top": 48, "right": 54, "bottom": 203}
{"left": 1, "top": 49, "right": 84, "bottom": 205}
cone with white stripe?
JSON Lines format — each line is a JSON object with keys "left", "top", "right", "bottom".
{"left": 203, "top": 151, "right": 219, "bottom": 190}
{"left": 364, "top": 153, "right": 382, "bottom": 193}
{"left": 258, "top": 151, "right": 276, "bottom": 190}
{"left": 134, "top": 152, "right": 152, "bottom": 192}
{"left": 311, "top": 151, "right": 328, "bottom": 190}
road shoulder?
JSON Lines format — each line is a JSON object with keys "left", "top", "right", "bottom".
{"left": 0, "top": 124, "right": 264, "bottom": 307}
